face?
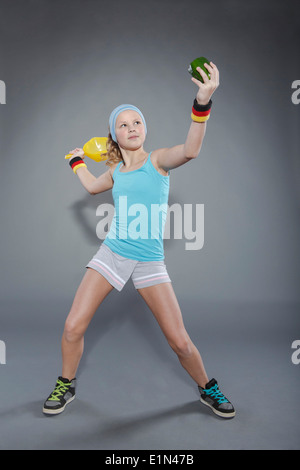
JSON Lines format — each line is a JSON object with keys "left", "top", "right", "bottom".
{"left": 115, "top": 110, "right": 146, "bottom": 149}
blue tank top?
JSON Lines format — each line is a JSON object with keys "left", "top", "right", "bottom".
{"left": 103, "top": 152, "right": 170, "bottom": 261}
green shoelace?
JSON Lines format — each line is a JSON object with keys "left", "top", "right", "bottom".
{"left": 48, "top": 379, "right": 72, "bottom": 402}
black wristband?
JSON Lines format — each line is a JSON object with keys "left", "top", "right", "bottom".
{"left": 193, "top": 98, "right": 212, "bottom": 112}
{"left": 68, "top": 156, "right": 83, "bottom": 168}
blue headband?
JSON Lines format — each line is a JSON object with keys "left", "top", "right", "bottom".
{"left": 109, "top": 104, "right": 147, "bottom": 142}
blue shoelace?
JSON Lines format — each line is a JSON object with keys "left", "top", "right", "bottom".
{"left": 204, "top": 384, "right": 229, "bottom": 404}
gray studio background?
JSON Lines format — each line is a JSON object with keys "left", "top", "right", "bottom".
{"left": 0, "top": 0, "right": 299, "bottom": 450}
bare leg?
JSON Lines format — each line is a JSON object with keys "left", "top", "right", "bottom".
{"left": 138, "top": 282, "right": 209, "bottom": 388}
{"left": 61, "top": 268, "right": 114, "bottom": 380}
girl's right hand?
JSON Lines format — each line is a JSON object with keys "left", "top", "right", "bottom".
{"left": 68, "top": 147, "right": 85, "bottom": 161}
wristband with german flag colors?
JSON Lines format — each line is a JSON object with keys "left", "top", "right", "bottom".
{"left": 191, "top": 99, "right": 212, "bottom": 123}
{"left": 69, "top": 156, "right": 87, "bottom": 174}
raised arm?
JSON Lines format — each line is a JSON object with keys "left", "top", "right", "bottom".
{"left": 155, "top": 61, "right": 219, "bottom": 172}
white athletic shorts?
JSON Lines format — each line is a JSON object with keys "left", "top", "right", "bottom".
{"left": 86, "top": 243, "right": 171, "bottom": 292}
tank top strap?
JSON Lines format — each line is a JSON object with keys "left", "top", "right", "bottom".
{"left": 116, "top": 160, "right": 123, "bottom": 171}
{"left": 144, "top": 152, "right": 152, "bottom": 166}
{"left": 112, "top": 160, "right": 123, "bottom": 181}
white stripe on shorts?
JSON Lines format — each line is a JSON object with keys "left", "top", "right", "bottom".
{"left": 90, "top": 259, "right": 126, "bottom": 288}
{"left": 133, "top": 275, "right": 170, "bottom": 286}
{"left": 93, "top": 259, "right": 126, "bottom": 284}
{"left": 133, "top": 272, "right": 168, "bottom": 281}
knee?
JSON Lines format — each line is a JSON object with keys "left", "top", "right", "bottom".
{"left": 169, "top": 335, "right": 193, "bottom": 358}
{"left": 63, "top": 318, "right": 84, "bottom": 343}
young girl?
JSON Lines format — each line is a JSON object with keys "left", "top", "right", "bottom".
{"left": 43, "top": 61, "right": 235, "bottom": 419}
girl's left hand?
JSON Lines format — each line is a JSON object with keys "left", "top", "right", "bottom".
{"left": 191, "top": 61, "right": 220, "bottom": 105}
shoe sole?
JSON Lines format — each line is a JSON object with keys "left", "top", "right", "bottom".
{"left": 42, "top": 395, "right": 75, "bottom": 415}
{"left": 200, "top": 397, "right": 236, "bottom": 418}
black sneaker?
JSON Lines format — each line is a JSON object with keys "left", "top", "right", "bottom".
{"left": 198, "top": 378, "right": 235, "bottom": 418}
{"left": 43, "top": 376, "right": 76, "bottom": 415}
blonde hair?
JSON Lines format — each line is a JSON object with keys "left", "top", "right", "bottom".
{"left": 104, "top": 132, "right": 124, "bottom": 167}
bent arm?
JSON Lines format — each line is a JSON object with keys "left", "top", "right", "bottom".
{"left": 67, "top": 147, "right": 114, "bottom": 194}
{"left": 154, "top": 121, "right": 207, "bottom": 171}
{"left": 156, "top": 61, "right": 219, "bottom": 172}
{"left": 76, "top": 166, "right": 114, "bottom": 195}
